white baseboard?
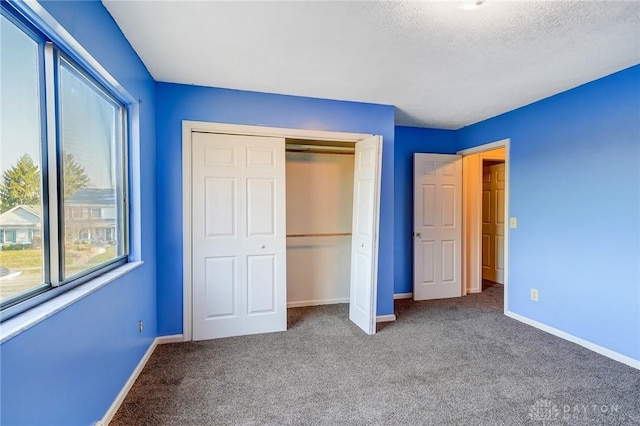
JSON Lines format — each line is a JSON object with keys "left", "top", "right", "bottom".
{"left": 505, "top": 311, "right": 640, "bottom": 370}
{"left": 394, "top": 293, "right": 413, "bottom": 300}
{"left": 287, "top": 298, "right": 349, "bottom": 308}
{"left": 157, "top": 334, "right": 184, "bottom": 344}
{"left": 376, "top": 314, "right": 396, "bottom": 323}
{"left": 97, "top": 338, "right": 158, "bottom": 426}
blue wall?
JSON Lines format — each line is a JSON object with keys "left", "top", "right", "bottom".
{"left": 393, "top": 126, "right": 458, "bottom": 294}
{"left": 0, "top": 2, "right": 157, "bottom": 425}
{"left": 458, "top": 65, "right": 640, "bottom": 361}
{"left": 155, "top": 83, "right": 396, "bottom": 335}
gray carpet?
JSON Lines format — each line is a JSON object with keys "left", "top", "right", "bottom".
{"left": 111, "top": 286, "right": 640, "bottom": 425}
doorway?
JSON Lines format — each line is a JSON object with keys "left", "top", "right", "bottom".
{"left": 285, "top": 140, "right": 355, "bottom": 308}
{"left": 181, "top": 121, "right": 382, "bottom": 341}
{"left": 481, "top": 159, "right": 505, "bottom": 289}
{"left": 459, "top": 140, "right": 509, "bottom": 312}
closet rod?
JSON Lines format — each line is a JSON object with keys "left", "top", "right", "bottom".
{"left": 286, "top": 149, "right": 354, "bottom": 156}
{"left": 286, "top": 232, "right": 352, "bottom": 238}
{"left": 285, "top": 143, "right": 355, "bottom": 155}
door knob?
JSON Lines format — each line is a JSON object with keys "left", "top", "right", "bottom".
{"left": 260, "top": 244, "right": 266, "bottom": 249}
{"left": 415, "top": 232, "right": 422, "bottom": 238}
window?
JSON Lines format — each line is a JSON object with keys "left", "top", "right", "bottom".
{"left": 71, "top": 207, "right": 82, "bottom": 219}
{"left": 3, "top": 230, "right": 16, "bottom": 243}
{"left": 0, "top": 12, "right": 45, "bottom": 302}
{"left": 0, "top": 6, "right": 129, "bottom": 315}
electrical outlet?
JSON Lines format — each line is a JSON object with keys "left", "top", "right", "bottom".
{"left": 530, "top": 289, "right": 539, "bottom": 302}
{"left": 138, "top": 320, "right": 143, "bottom": 333}
{"left": 510, "top": 217, "right": 517, "bottom": 228}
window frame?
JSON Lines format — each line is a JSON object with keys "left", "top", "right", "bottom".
{"left": 54, "top": 51, "right": 129, "bottom": 284}
{"left": 0, "top": 3, "right": 132, "bottom": 321}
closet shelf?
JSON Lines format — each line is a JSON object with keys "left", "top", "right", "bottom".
{"left": 286, "top": 232, "right": 352, "bottom": 238}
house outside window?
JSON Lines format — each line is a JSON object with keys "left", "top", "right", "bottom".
{"left": 3, "top": 230, "right": 16, "bottom": 244}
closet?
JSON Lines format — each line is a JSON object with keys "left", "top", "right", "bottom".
{"left": 285, "top": 139, "right": 356, "bottom": 307}
{"left": 185, "top": 124, "right": 381, "bottom": 341}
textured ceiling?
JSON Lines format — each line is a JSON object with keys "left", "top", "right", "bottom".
{"left": 102, "top": 1, "right": 640, "bottom": 129}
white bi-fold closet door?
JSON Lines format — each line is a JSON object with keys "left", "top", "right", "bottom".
{"left": 191, "top": 133, "right": 287, "bottom": 340}
{"left": 349, "top": 136, "right": 381, "bottom": 332}
{"left": 190, "top": 131, "right": 381, "bottom": 340}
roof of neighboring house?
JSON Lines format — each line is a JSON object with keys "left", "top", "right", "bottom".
{"left": 0, "top": 205, "right": 41, "bottom": 228}
{"left": 65, "top": 188, "right": 116, "bottom": 206}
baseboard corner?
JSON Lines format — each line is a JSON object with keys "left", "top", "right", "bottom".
{"left": 394, "top": 293, "right": 413, "bottom": 300}
{"left": 99, "top": 338, "right": 158, "bottom": 425}
{"left": 376, "top": 314, "right": 396, "bottom": 323}
{"left": 157, "top": 334, "right": 184, "bottom": 344}
{"left": 505, "top": 310, "right": 640, "bottom": 370}
{"left": 287, "top": 298, "right": 350, "bottom": 308}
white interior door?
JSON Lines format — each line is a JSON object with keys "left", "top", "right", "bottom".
{"left": 191, "top": 132, "right": 286, "bottom": 340}
{"left": 482, "top": 162, "right": 505, "bottom": 284}
{"left": 413, "top": 154, "right": 462, "bottom": 300}
{"left": 349, "top": 135, "right": 382, "bottom": 334}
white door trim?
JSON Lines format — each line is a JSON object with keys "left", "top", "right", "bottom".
{"left": 182, "top": 120, "right": 380, "bottom": 341}
{"left": 458, "top": 139, "right": 510, "bottom": 314}
{"left": 458, "top": 139, "right": 508, "bottom": 156}
{"left": 184, "top": 121, "right": 372, "bottom": 143}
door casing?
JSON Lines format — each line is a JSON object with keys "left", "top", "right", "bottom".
{"left": 182, "top": 120, "right": 382, "bottom": 341}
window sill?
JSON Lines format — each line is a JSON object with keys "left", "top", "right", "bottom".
{"left": 0, "top": 261, "right": 143, "bottom": 344}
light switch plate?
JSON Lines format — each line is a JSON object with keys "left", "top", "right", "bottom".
{"left": 510, "top": 217, "right": 517, "bottom": 228}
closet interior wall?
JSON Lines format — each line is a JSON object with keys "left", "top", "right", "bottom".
{"left": 285, "top": 140, "right": 355, "bottom": 307}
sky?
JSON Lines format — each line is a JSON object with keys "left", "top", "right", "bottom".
{"left": 1, "top": 14, "right": 118, "bottom": 190}
{"left": 1, "top": 14, "right": 41, "bottom": 174}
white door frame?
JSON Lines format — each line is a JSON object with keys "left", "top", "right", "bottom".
{"left": 458, "top": 139, "right": 510, "bottom": 313}
{"left": 182, "top": 120, "right": 381, "bottom": 341}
